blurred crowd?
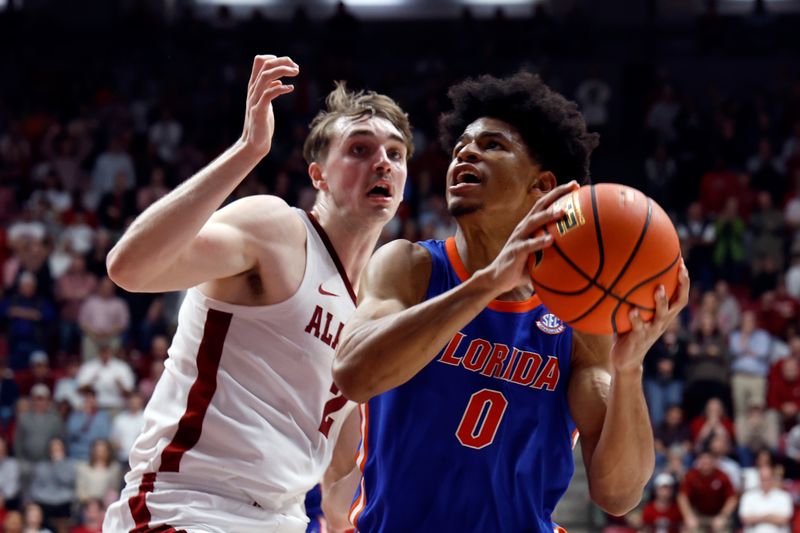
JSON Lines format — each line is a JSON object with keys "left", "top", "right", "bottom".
{"left": 2, "top": 1, "right": 800, "bottom": 532}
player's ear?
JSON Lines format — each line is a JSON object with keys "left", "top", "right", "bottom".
{"left": 532, "top": 170, "right": 556, "bottom": 194}
{"left": 308, "top": 162, "right": 328, "bottom": 192}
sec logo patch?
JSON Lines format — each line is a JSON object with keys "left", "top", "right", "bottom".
{"left": 536, "top": 313, "right": 565, "bottom": 335}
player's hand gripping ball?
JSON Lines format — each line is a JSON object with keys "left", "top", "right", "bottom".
{"left": 527, "top": 183, "right": 681, "bottom": 335}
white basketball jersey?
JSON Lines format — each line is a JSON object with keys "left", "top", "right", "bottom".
{"left": 123, "top": 209, "right": 357, "bottom": 513}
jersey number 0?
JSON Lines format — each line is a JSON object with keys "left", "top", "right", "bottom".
{"left": 455, "top": 389, "right": 508, "bottom": 449}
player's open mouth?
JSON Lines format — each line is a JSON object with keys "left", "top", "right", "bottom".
{"left": 451, "top": 164, "right": 483, "bottom": 187}
{"left": 367, "top": 184, "right": 392, "bottom": 197}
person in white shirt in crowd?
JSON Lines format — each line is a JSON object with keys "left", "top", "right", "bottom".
{"left": 75, "top": 342, "right": 135, "bottom": 412}
{"left": 729, "top": 310, "right": 773, "bottom": 419}
{"left": 0, "top": 435, "right": 20, "bottom": 510}
{"left": 109, "top": 392, "right": 145, "bottom": 466}
{"left": 739, "top": 464, "right": 793, "bottom": 533}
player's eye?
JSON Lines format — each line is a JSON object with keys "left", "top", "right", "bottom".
{"left": 485, "top": 140, "right": 502, "bottom": 150}
{"left": 388, "top": 149, "right": 403, "bottom": 160}
{"left": 351, "top": 144, "right": 368, "bottom": 155}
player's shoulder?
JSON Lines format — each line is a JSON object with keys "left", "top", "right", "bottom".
{"left": 362, "top": 239, "right": 432, "bottom": 304}
{"left": 369, "top": 239, "right": 432, "bottom": 276}
{"left": 215, "top": 194, "right": 306, "bottom": 243}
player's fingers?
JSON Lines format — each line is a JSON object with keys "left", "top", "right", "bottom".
{"left": 248, "top": 56, "right": 298, "bottom": 101}
{"left": 531, "top": 180, "right": 579, "bottom": 214}
{"left": 253, "top": 82, "right": 295, "bottom": 113}
{"left": 248, "top": 54, "right": 277, "bottom": 89}
{"left": 653, "top": 284, "right": 669, "bottom": 321}
{"left": 514, "top": 205, "right": 564, "bottom": 240}
{"left": 669, "top": 261, "right": 690, "bottom": 310}
{"left": 629, "top": 308, "right": 646, "bottom": 333}
{"left": 517, "top": 233, "right": 554, "bottom": 256}
{"left": 251, "top": 64, "right": 300, "bottom": 101}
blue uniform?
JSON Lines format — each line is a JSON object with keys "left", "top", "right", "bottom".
{"left": 349, "top": 238, "right": 577, "bottom": 533}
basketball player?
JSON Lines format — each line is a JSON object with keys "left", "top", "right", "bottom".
{"left": 332, "top": 73, "right": 690, "bottom": 531}
{"left": 102, "top": 55, "right": 413, "bottom": 532}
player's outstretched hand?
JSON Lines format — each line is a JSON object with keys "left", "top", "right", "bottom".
{"left": 239, "top": 55, "right": 299, "bottom": 157}
{"left": 611, "top": 259, "right": 690, "bottom": 373}
{"left": 479, "top": 180, "right": 579, "bottom": 295}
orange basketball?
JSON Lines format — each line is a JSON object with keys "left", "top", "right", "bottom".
{"left": 527, "top": 183, "right": 681, "bottom": 335}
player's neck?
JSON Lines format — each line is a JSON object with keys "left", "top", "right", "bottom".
{"left": 454, "top": 216, "right": 517, "bottom": 272}
{"left": 310, "top": 206, "right": 383, "bottom": 292}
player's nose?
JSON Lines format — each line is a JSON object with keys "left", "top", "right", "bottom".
{"left": 373, "top": 147, "right": 393, "bottom": 173}
{"left": 456, "top": 141, "right": 481, "bottom": 163}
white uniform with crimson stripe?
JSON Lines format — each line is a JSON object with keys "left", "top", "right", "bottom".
{"left": 103, "top": 210, "right": 357, "bottom": 533}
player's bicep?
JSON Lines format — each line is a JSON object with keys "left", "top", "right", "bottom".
{"left": 568, "top": 332, "right": 613, "bottom": 469}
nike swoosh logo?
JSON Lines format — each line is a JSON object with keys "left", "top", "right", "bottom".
{"left": 318, "top": 283, "right": 339, "bottom": 297}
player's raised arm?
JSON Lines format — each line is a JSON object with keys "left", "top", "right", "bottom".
{"left": 568, "top": 262, "right": 690, "bottom": 516}
{"left": 334, "top": 185, "right": 571, "bottom": 403}
{"left": 106, "top": 55, "right": 298, "bottom": 293}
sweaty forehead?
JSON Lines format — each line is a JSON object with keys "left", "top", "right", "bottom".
{"left": 460, "top": 117, "right": 525, "bottom": 145}
{"left": 330, "top": 115, "right": 405, "bottom": 145}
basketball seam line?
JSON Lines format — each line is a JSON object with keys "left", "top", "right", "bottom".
{"left": 609, "top": 252, "right": 682, "bottom": 335}
{"left": 557, "top": 197, "right": 653, "bottom": 327}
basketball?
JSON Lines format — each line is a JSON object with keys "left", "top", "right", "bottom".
{"left": 528, "top": 183, "right": 681, "bottom": 335}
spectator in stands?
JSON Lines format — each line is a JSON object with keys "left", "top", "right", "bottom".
{"left": 654, "top": 404, "right": 692, "bottom": 468}
{"left": 69, "top": 499, "right": 104, "bottom": 533}
{"left": 641, "top": 472, "right": 682, "bottom": 533}
{"left": 55, "top": 255, "right": 97, "bottom": 354}
{"left": 65, "top": 386, "right": 110, "bottom": 462}
{"left": 645, "top": 318, "right": 687, "bottom": 426}
{"left": 708, "top": 432, "right": 742, "bottom": 492}
{"left": 741, "top": 449, "right": 780, "bottom": 492}
{"left": 750, "top": 191, "right": 785, "bottom": 272}
{"left": 137, "top": 358, "right": 163, "bottom": 401}
{"left": 109, "top": 392, "right": 143, "bottom": 466}
{"left": 77, "top": 276, "right": 129, "bottom": 361}
{"left": 22, "top": 502, "right": 53, "bottom": 533}
{"left": 785, "top": 250, "right": 800, "bottom": 300}
{"left": 747, "top": 138, "right": 786, "bottom": 204}
{"left": 29, "top": 438, "right": 75, "bottom": 533}
{"left": 758, "top": 281, "right": 800, "bottom": 339}
{"left": 646, "top": 85, "right": 681, "bottom": 144}
{"left": 699, "top": 158, "right": 740, "bottom": 217}
{"left": 39, "top": 122, "right": 92, "bottom": 193}
{"left": 75, "top": 343, "right": 134, "bottom": 412}
{"left": 677, "top": 449, "right": 738, "bottom": 533}
{"left": 0, "top": 271, "right": 56, "bottom": 370}
{"left": 684, "top": 313, "right": 731, "bottom": 418}
{"left": 14, "top": 384, "right": 63, "bottom": 464}
{"left": 148, "top": 108, "right": 182, "bottom": 165}
{"left": 96, "top": 171, "right": 136, "bottom": 234}
{"left": 690, "top": 398, "right": 735, "bottom": 454}
{"left": 714, "top": 281, "right": 741, "bottom": 335}
{"left": 0, "top": 357, "right": 20, "bottom": 436}
{"left": 3, "top": 510, "right": 24, "bottom": 533}
{"left": 738, "top": 465, "right": 793, "bottom": 533}
{"left": 644, "top": 143, "right": 677, "bottom": 209}
{"left": 53, "top": 358, "right": 82, "bottom": 413}
{"left": 766, "top": 340, "right": 800, "bottom": 430}
{"left": 734, "top": 399, "right": 779, "bottom": 467}
{"left": 14, "top": 350, "right": 55, "bottom": 397}
{"left": 89, "top": 136, "right": 135, "bottom": 201}
{"left": 0, "top": 436, "right": 20, "bottom": 511}
{"left": 75, "top": 439, "right": 121, "bottom": 505}
{"left": 729, "top": 310, "right": 773, "bottom": 419}
{"left": 713, "top": 197, "right": 747, "bottom": 284}
{"left": 59, "top": 205, "right": 96, "bottom": 257}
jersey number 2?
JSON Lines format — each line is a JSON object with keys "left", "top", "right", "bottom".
{"left": 455, "top": 389, "right": 508, "bottom": 449}
{"left": 318, "top": 383, "right": 348, "bottom": 438}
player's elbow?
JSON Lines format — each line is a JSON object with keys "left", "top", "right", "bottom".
{"left": 106, "top": 244, "right": 146, "bottom": 292}
{"left": 589, "top": 485, "right": 643, "bottom": 517}
{"left": 332, "top": 355, "right": 374, "bottom": 404}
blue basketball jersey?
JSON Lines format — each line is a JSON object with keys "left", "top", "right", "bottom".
{"left": 349, "top": 238, "right": 577, "bottom": 533}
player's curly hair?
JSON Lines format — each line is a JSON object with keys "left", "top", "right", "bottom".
{"left": 439, "top": 72, "right": 599, "bottom": 183}
{"left": 303, "top": 82, "right": 414, "bottom": 164}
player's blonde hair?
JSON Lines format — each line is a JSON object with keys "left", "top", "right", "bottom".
{"left": 303, "top": 82, "right": 414, "bottom": 164}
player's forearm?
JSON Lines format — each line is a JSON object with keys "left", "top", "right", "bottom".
{"left": 334, "top": 273, "right": 498, "bottom": 402}
{"left": 106, "top": 141, "right": 261, "bottom": 291}
{"left": 321, "top": 466, "right": 361, "bottom": 531}
{"left": 587, "top": 367, "right": 654, "bottom": 515}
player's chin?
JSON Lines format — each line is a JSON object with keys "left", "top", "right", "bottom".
{"left": 447, "top": 198, "right": 482, "bottom": 218}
